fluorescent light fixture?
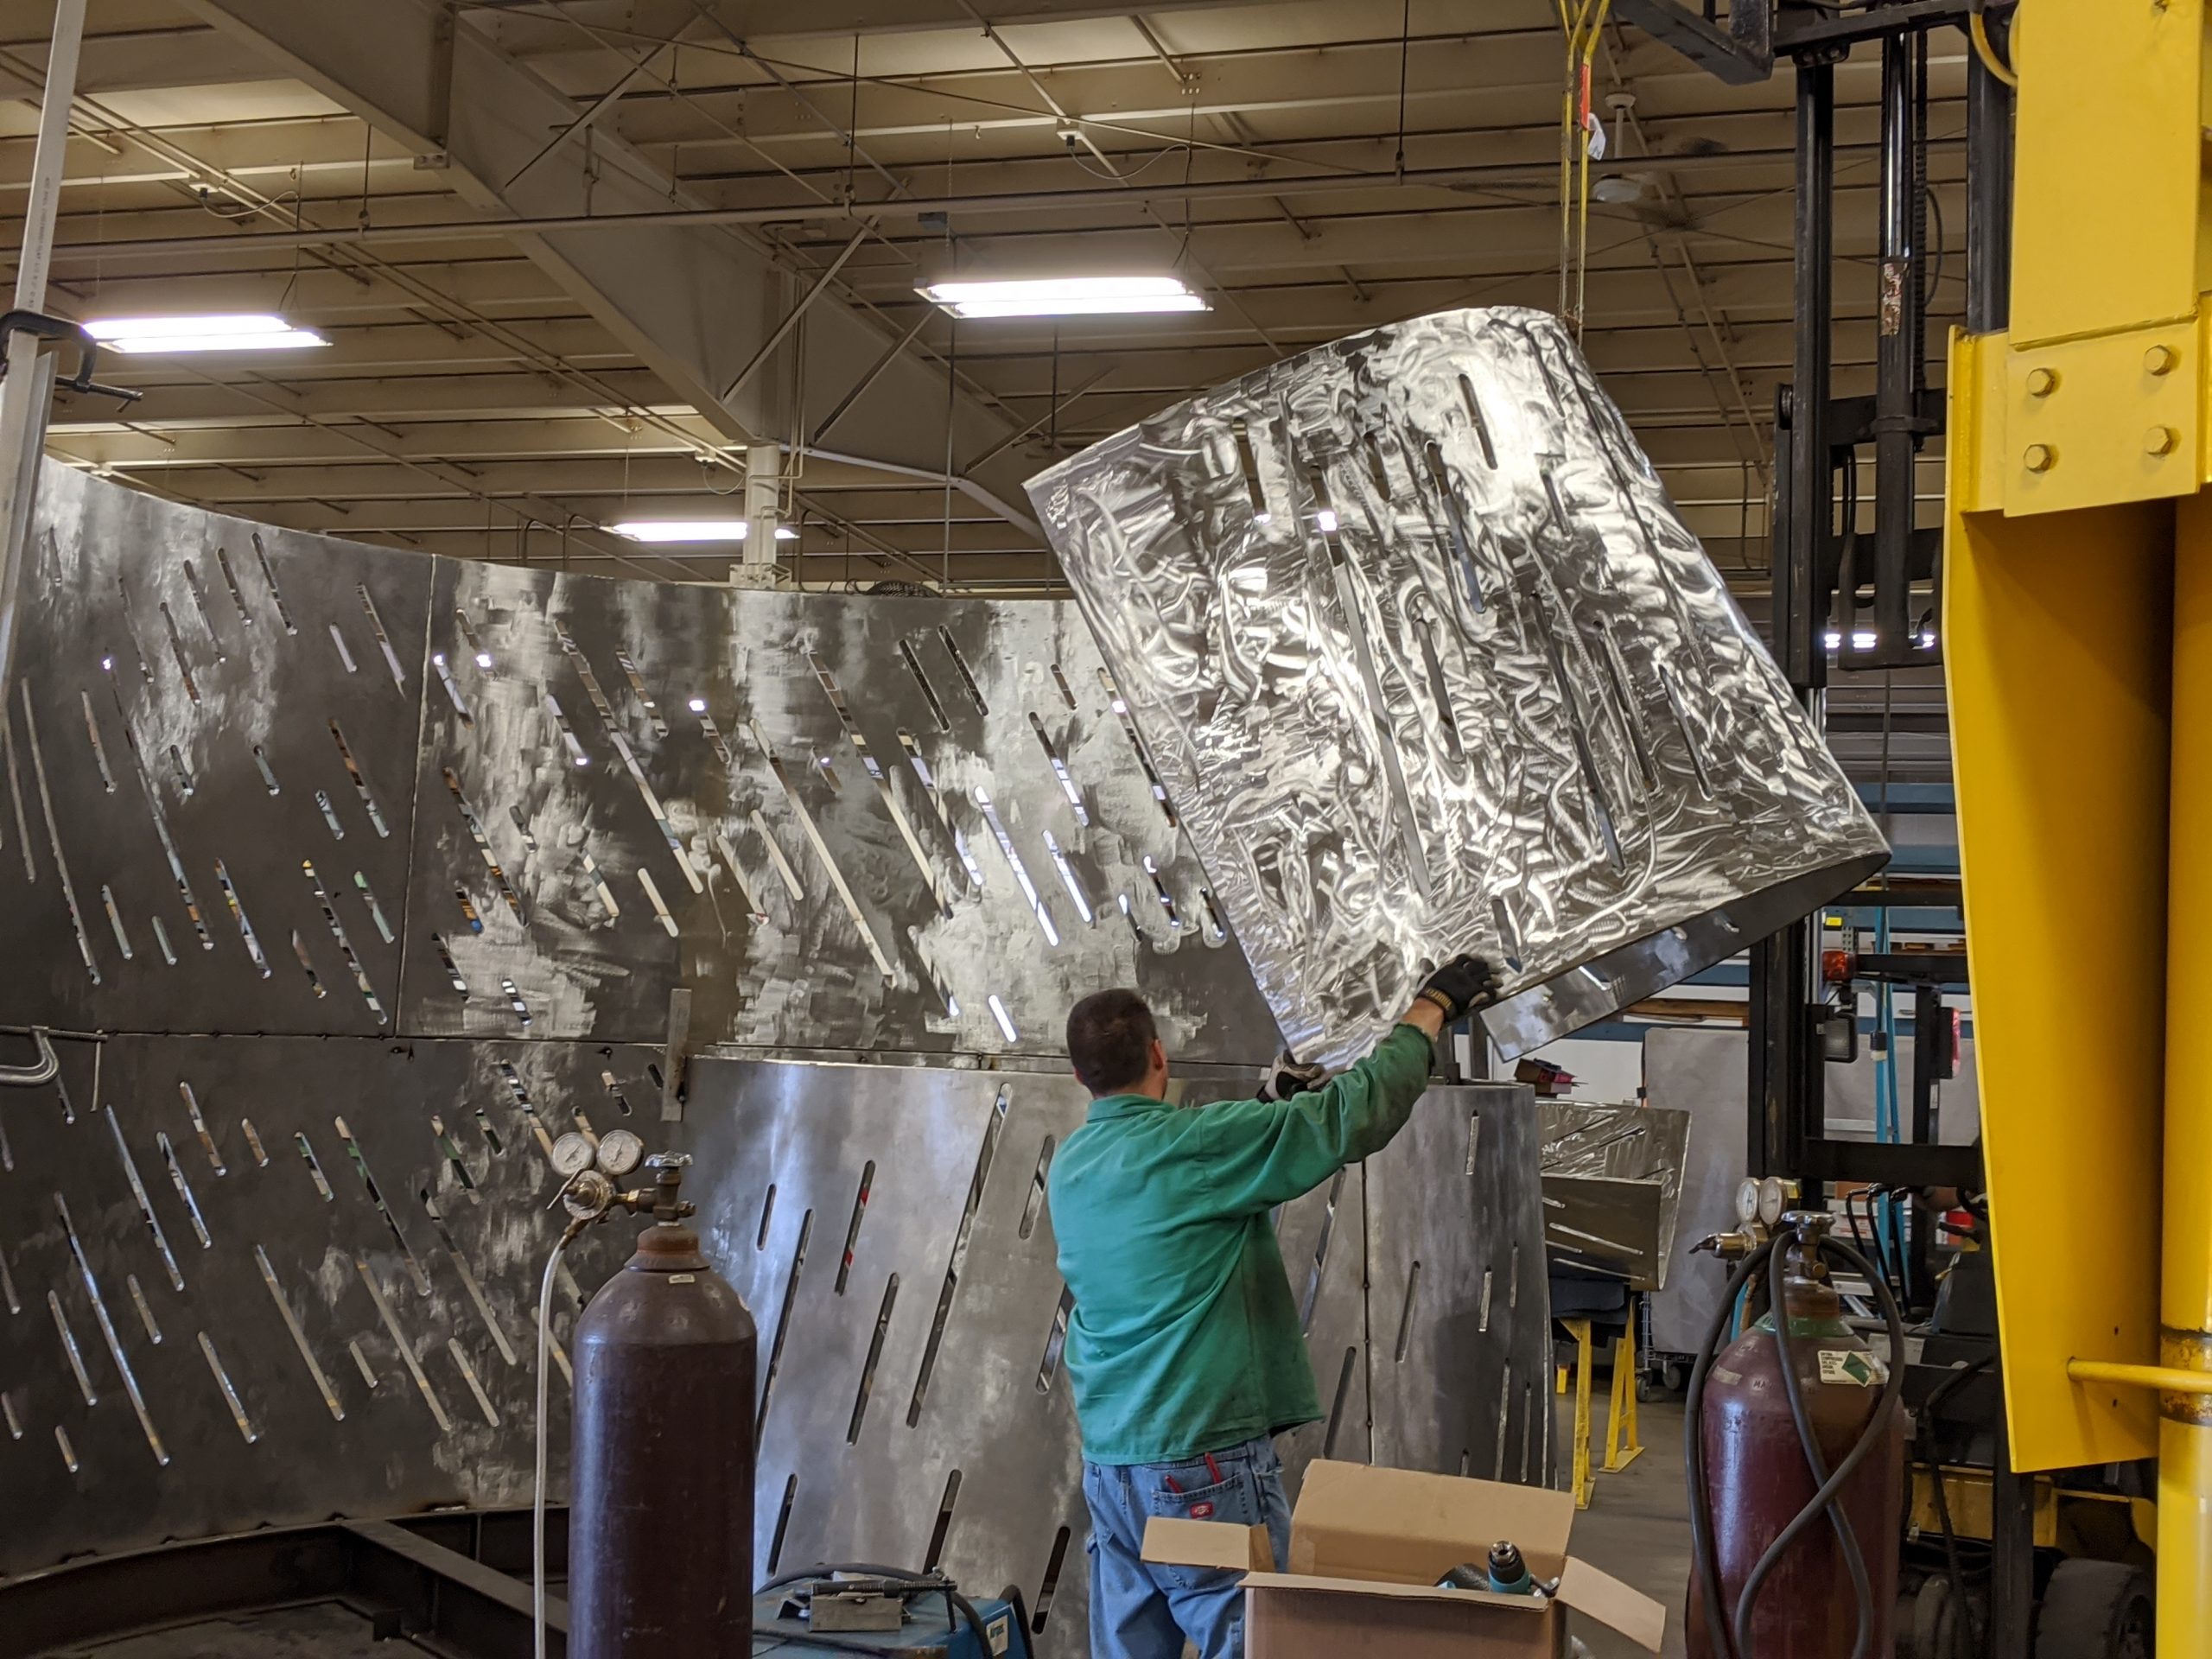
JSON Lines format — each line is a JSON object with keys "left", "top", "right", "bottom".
{"left": 84, "top": 313, "right": 327, "bottom": 353}
{"left": 918, "top": 275, "right": 1209, "bottom": 319}
{"left": 609, "top": 520, "right": 799, "bottom": 543}
{"left": 1823, "top": 627, "right": 1938, "bottom": 651}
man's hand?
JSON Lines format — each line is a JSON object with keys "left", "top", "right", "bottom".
{"left": 1412, "top": 953, "right": 1505, "bottom": 1022}
{"left": 1257, "top": 1052, "right": 1329, "bottom": 1103}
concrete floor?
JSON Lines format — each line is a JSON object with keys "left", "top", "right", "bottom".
{"left": 1564, "top": 1397, "right": 1693, "bottom": 1659}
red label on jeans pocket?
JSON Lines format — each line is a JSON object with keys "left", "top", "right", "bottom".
{"left": 1189, "top": 1502, "right": 1215, "bottom": 1519}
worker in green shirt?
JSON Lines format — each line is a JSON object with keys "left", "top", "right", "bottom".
{"left": 1051, "top": 953, "right": 1503, "bottom": 1659}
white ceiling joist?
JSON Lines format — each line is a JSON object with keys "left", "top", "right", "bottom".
{"left": 177, "top": 0, "right": 1043, "bottom": 534}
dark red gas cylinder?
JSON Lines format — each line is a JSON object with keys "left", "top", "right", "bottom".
{"left": 1687, "top": 1237, "right": 1905, "bottom": 1658}
{"left": 571, "top": 1209, "right": 758, "bottom": 1659}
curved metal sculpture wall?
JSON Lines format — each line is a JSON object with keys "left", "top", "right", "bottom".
{"left": 0, "top": 466, "right": 1554, "bottom": 1647}
{"left": 0, "top": 1029, "right": 1546, "bottom": 1633}
{"left": 3, "top": 466, "right": 1277, "bottom": 1059}
{"left": 1029, "top": 306, "right": 1887, "bottom": 1068}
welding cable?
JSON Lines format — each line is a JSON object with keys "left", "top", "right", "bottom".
{"left": 996, "top": 1583, "right": 1039, "bottom": 1659}
{"left": 1916, "top": 1352, "right": 1999, "bottom": 1644}
{"left": 534, "top": 1217, "right": 588, "bottom": 1659}
{"left": 1739, "top": 1241, "right": 1874, "bottom": 1659}
{"left": 1683, "top": 1231, "right": 1907, "bottom": 1659}
{"left": 1732, "top": 1235, "right": 1909, "bottom": 1659}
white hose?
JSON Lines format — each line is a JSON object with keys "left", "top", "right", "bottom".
{"left": 535, "top": 1229, "right": 576, "bottom": 1659}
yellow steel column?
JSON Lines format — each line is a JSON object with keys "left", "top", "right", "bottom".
{"left": 1943, "top": 0, "right": 2212, "bottom": 1643}
{"left": 2165, "top": 490, "right": 2212, "bottom": 1643}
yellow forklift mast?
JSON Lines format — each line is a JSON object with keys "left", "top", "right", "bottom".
{"left": 1946, "top": 1, "right": 2212, "bottom": 1650}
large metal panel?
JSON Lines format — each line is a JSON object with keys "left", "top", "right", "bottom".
{"left": 0, "top": 467, "right": 428, "bottom": 1036}
{"left": 1539, "top": 1099, "right": 1692, "bottom": 1291}
{"left": 1269, "top": 1154, "right": 1371, "bottom": 1478}
{"left": 0, "top": 1044, "right": 1529, "bottom": 1632}
{"left": 1, "top": 464, "right": 1280, "bottom": 1067}
{"left": 406, "top": 561, "right": 1278, "bottom": 1060}
{"left": 1029, "top": 307, "right": 1887, "bottom": 1068}
{"left": 1365, "top": 1083, "right": 1553, "bottom": 1484}
{"left": 675, "top": 1059, "right": 1370, "bottom": 1645}
{"left": 0, "top": 1034, "right": 655, "bottom": 1576}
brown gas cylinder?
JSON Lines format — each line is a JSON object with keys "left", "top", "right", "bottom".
{"left": 571, "top": 1164, "right": 758, "bottom": 1659}
{"left": 1686, "top": 1229, "right": 1905, "bottom": 1658}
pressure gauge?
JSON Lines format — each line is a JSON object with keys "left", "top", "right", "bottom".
{"left": 596, "top": 1128, "right": 645, "bottom": 1179}
{"left": 1735, "top": 1179, "right": 1763, "bottom": 1225}
{"left": 563, "top": 1167, "right": 617, "bottom": 1220}
{"left": 550, "top": 1131, "right": 597, "bottom": 1179}
{"left": 1758, "top": 1175, "right": 1789, "bottom": 1228}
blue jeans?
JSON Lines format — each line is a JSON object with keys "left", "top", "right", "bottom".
{"left": 1081, "top": 1435, "right": 1292, "bottom": 1659}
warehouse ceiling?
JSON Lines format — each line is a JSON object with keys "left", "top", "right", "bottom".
{"left": 3, "top": 0, "right": 1959, "bottom": 776}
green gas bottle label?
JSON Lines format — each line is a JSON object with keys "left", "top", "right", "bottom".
{"left": 1818, "top": 1349, "right": 1883, "bottom": 1387}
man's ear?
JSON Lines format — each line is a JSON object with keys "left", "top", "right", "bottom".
{"left": 1152, "top": 1037, "right": 1168, "bottom": 1074}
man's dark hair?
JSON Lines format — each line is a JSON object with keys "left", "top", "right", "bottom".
{"left": 1066, "top": 988, "right": 1160, "bottom": 1096}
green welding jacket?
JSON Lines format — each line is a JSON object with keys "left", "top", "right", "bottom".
{"left": 1048, "top": 1021, "right": 1435, "bottom": 1466}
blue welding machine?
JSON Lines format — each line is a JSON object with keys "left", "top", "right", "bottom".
{"left": 753, "top": 1581, "right": 1031, "bottom": 1659}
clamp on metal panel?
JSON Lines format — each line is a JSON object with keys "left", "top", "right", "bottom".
{"left": 0, "top": 310, "right": 141, "bottom": 405}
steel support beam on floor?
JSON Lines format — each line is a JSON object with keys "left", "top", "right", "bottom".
{"left": 0, "top": 1513, "right": 569, "bottom": 1659}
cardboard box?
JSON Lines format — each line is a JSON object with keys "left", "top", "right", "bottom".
{"left": 1142, "top": 1459, "right": 1666, "bottom": 1657}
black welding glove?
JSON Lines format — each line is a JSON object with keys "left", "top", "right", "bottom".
{"left": 1257, "top": 1052, "right": 1329, "bottom": 1103}
{"left": 1415, "top": 953, "right": 1506, "bottom": 1021}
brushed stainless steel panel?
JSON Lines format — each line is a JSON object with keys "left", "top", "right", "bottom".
{"left": 0, "top": 1044, "right": 1539, "bottom": 1639}
{"left": 407, "top": 561, "right": 1280, "bottom": 1063}
{"left": 0, "top": 1034, "right": 655, "bottom": 1576}
{"left": 0, "top": 464, "right": 1281, "bottom": 1066}
{"left": 1364, "top": 1083, "right": 1553, "bottom": 1484}
{"left": 0, "top": 467, "right": 427, "bottom": 1035}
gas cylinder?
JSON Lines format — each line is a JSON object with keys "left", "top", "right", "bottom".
{"left": 571, "top": 1157, "right": 759, "bottom": 1659}
{"left": 1687, "top": 1220, "right": 1905, "bottom": 1659}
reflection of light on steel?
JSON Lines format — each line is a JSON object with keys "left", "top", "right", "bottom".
{"left": 1041, "top": 830, "right": 1095, "bottom": 925}
{"left": 973, "top": 786, "right": 1058, "bottom": 947}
